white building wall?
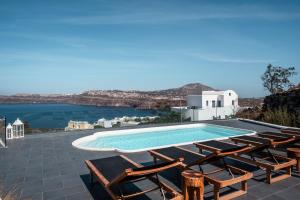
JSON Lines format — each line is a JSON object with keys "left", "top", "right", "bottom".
{"left": 187, "top": 95, "right": 202, "bottom": 108}
{"left": 185, "top": 106, "right": 237, "bottom": 121}
{"left": 201, "top": 94, "right": 220, "bottom": 108}
{"left": 174, "top": 89, "right": 239, "bottom": 121}
{"left": 223, "top": 90, "right": 238, "bottom": 107}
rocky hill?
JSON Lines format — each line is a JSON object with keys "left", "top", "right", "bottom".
{"left": 146, "top": 83, "right": 216, "bottom": 96}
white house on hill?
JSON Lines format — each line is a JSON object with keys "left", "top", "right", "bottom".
{"left": 172, "top": 90, "right": 239, "bottom": 121}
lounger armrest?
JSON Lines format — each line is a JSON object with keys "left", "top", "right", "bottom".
{"left": 110, "top": 158, "right": 184, "bottom": 187}
{"left": 128, "top": 158, "right": 184, "bottom": 176}
{"left": 185, "top": 153, "right": 217, "bottom": 169}
{"left": 219, "top": 145, "right": 252, "bottom": 156}
{"left": 282, "top": 128, "right": 300, "bottom": 135}
{"left": 272, "top": 137, "right": 296, "bottom": 147}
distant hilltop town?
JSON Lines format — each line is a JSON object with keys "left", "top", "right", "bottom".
{"left": 0, "top": 83, "right": 262, "bottom": 109}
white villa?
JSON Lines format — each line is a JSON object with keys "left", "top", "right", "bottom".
{"left": 65, "top": 120, "right": 94, "bottom": 131}
{"left": 96, "top": 118, "right": 113, "bottom": 128}
{"left": 6, "top": 118, "right": 25, "bottom": 139}
{"left": 172, "top": 90, "right": 239, "bottom": 121}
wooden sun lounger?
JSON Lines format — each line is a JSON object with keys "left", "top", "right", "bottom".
{"left": 149, "top": 146, "right": 253, "bottom": 200}
{"left": 257, "top": 132, "right": 296, "bottom": 141}
{"left": 85, "top": 155, "right": 183, "bottom": 200}
{"left": 282, "top": 128, "right": 300, "bottom": 135}
{"left": 231, "top": 135, "right": 295, "bottom": 148}
{"left": 257, "top": 132, "right": 299, "bottom": 146}
{"left": 279, "top": 129, "right": 300, "bottom": 146}
{"left": 228, "top": 136, "right": 297, "bottom": 184}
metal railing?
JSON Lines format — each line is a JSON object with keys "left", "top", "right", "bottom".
{"left": 0, "top": 117, "right": 6, "bottom": 147}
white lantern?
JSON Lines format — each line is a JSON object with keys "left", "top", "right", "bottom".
{"left": 6, "top": 123, "right": 13, "bottom": 139}
{"left": 13, "top": 118, "right": 24, "bottom": 138}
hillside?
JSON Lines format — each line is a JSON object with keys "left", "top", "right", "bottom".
{"left": 146, "top": 83, "right": 216, "bottom": 96}
{"left": 0, "top": 83, "right": 217, "bottom": 109}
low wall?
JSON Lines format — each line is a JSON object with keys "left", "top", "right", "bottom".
{"left": 184, "top": 106, "right": 236, "bottom": 121}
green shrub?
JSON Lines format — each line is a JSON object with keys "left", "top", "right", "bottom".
{"left": 112, "top": 122, "right": 121, "bottom": 128}
{"left": 134, "top": 118, "right": 141, "bottom": 122}
{"left": 262, "top": 107, "right": 300, "bottom": 127}
{"left": 151, "top": 111, "right": 185, "bottom": 124}
{"left": 94, "top": 125, "right": 104, "bottom": 129}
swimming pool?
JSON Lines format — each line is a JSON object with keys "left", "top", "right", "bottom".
{"left": 72, "top": 124, "right": 255, "bottom": 153}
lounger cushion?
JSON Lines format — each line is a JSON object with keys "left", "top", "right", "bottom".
{"left": 198, "top": 140, "right": 247, "bottom": 153}
{"left": 154, "top": 147, "right": 204, "bottom": 164}
{"left": 234, "top": 136, "right": 270, "bottom": 144}
{"left": 89, "top": 156, "right": 136, "bottom": 182}
{"left": 259, "top": 132, "right": 292, "bottom": 138}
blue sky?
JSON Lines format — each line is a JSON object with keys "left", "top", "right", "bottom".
{"left": 0, "top": 0, "right": 299, "bottom": 97}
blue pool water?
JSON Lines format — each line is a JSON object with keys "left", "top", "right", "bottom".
{"left": 73, "top": 124, "right": 255, "bottom": 152}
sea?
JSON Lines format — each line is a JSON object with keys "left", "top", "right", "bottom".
{"left": 0, "top": 104, "right": 156, "bottom": 128}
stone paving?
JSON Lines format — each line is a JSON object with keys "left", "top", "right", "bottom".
{"left": 0, "top": 120, "right": 300, "bottom": 200}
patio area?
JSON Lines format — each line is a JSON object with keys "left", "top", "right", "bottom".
{"left": 1, "top": 120, "right": 300, "bottom": 200}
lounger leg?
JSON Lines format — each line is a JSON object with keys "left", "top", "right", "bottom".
{"left": 195, "top": 186, "right": 204, "bottom": 200}
{"left": 266, "top": 169, "right": 272, "bottom": 184}
{"left": 182, "top": 181, "right": 188, "bottom": 200}
{"left": 154, "top": 157, "right": 157, "bottom": 164}
{"left": 89, "top": 171, "right": 94, "bottom": 186}
{"left": 296, "top": 159, "right": 300, "bottom": 172}
{"left": 287, "top": 166, "right": 292, "bottom": 176}
{"left": 155, "top": 173, "right": 166, "bottom": 200}
{"left": 214, "top": 186, "right": 220, "bottom": 200}
{"left": 242, "top": 181, "right": 247, "bottom": 191}
{"left": 199, "top": 148, "right": 203, "bottom": 154}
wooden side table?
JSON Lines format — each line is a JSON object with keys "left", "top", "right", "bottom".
{"left": 181, "top": 170, "right": 204, "bottom": 200}
{"left": 287, "top": 148, "right": 300, "bottom": 172}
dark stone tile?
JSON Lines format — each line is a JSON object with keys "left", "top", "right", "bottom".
{"left": 43, "top": 178, "right": 63, "bottom": 192}
{"left": 21, "top": 184, "right": 44, "bottom": 198}
{"left": 43, "top": 169, "right": 61, "bottom": 178}
{"left": 61, "top": 185, "right": 86, "bottom": 196}
{"left": 261, "top": 195, "right": 286, "bottom": 200}
{"left": 20, "top": 192, "right": 43, "bottom": 200}
{"left": 24, "top": 173, "right": 43, "bottom": 183}
{"left": 62, "top": 177, "right": 83, "bottom": 188}
{"left": 229, "top": 193, "right": 259, "bottom": 200}
{"left": 275, "top": 184, "right": 300, "bottom": 200}
{"left": 65, "top": 192, "right": 92, "bottom": 200}
{"left": 43, "top": 189, "right": 66, "bottom": 200}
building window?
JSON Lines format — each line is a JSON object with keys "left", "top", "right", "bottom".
{"left": 229, "top": 93, "right": 231, "bottom": 96}
{"left": 212, "top": 100, "right": 216, "bottom": 108}
{"left": 217, "top": 100, "right": 221, "bottom": 107}
{"left": 206, "top": 101, "right": 209, "bottom": 107}
{"left": 232, "top": 100, "right": 235, "bottom": 106}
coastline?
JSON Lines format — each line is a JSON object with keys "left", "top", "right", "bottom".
{"left": 0, "top": 103, "right": 157, "bottom": 130}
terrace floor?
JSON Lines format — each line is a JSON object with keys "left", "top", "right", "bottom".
{"left": 1, "top": 120, "right": 300, "bottom": 200}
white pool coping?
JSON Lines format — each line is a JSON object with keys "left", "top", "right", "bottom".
{"left": 72, "top": 123, "right": 256, "bottom": 153}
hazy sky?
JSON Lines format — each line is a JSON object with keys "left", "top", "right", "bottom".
{"left": 0, "top": 0, "right": 299, "bottom": 97}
